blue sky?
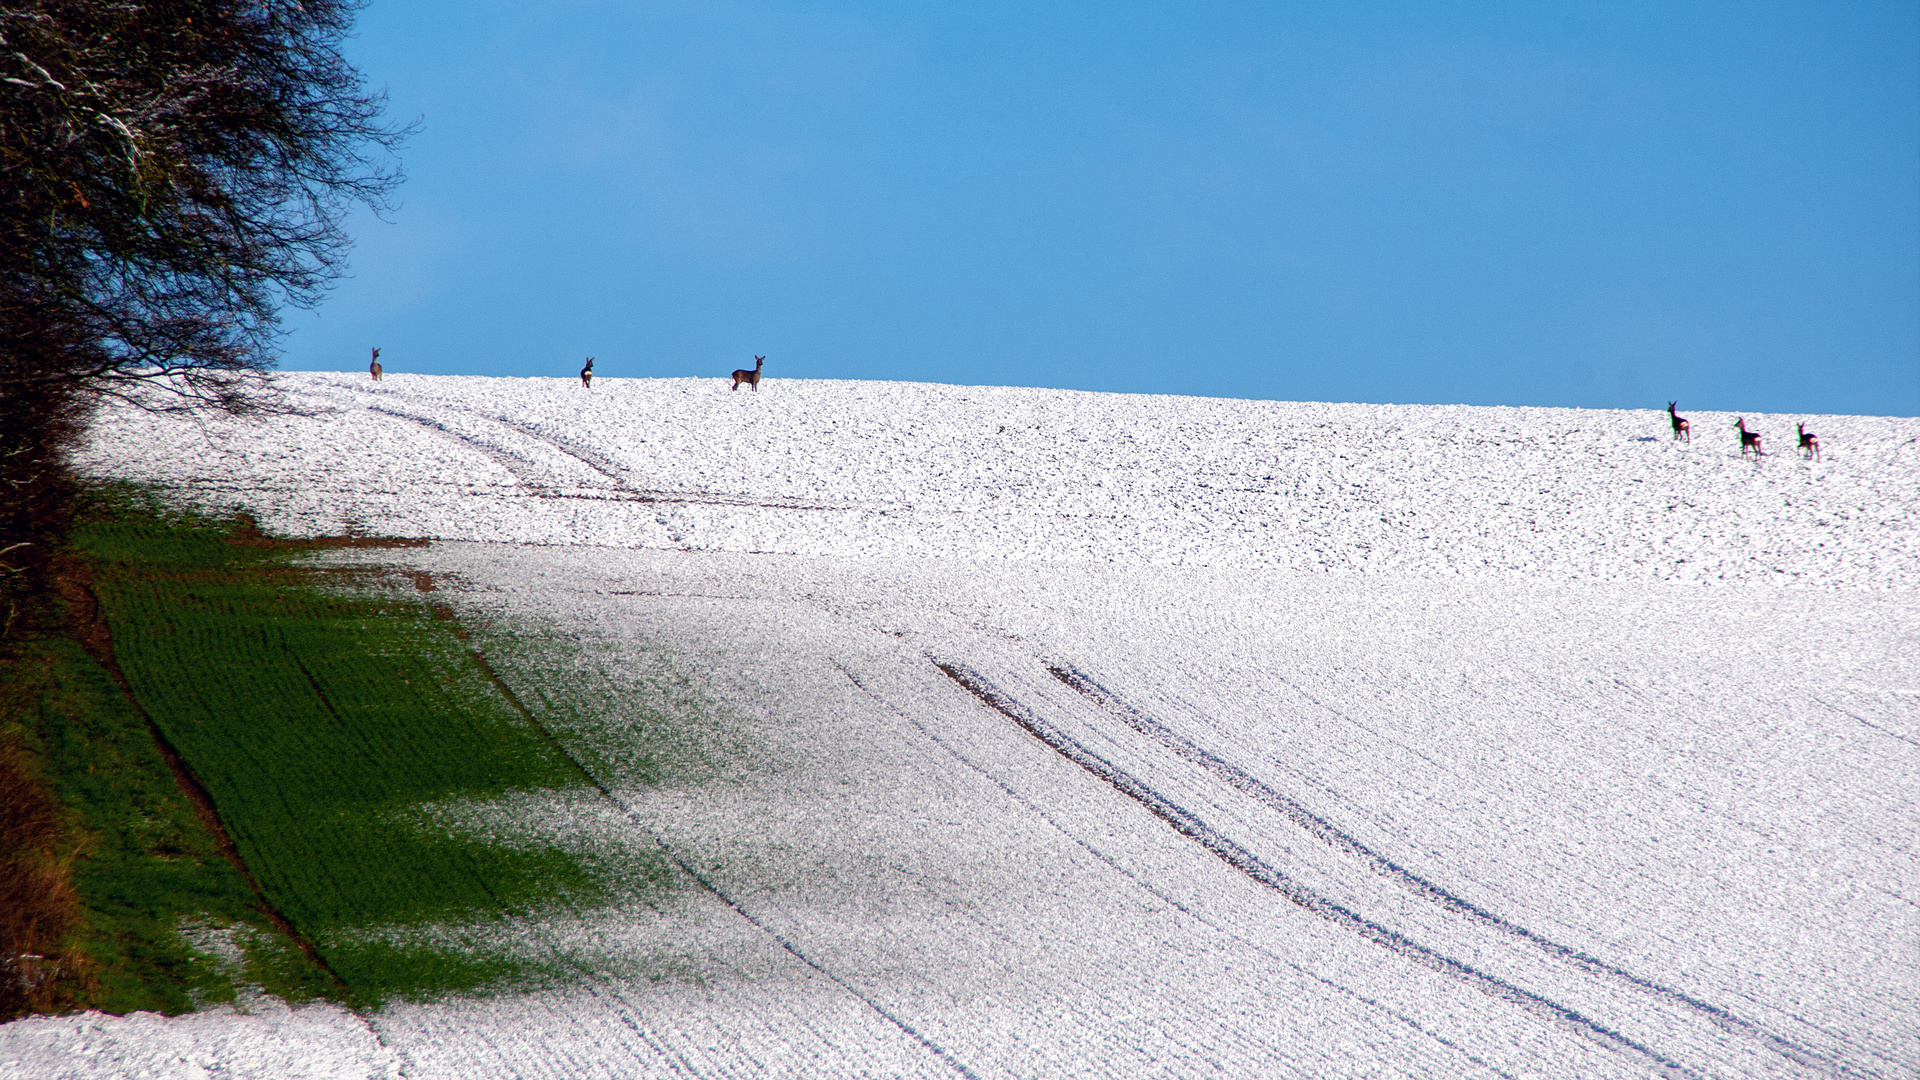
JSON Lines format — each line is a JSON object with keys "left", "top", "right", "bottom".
{"left": 283, "top": 1, "right": 1920, "bottom": 415}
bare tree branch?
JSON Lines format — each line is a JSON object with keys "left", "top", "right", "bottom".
{"left": 1, "top": 0, "right": 409, "bottom": 413}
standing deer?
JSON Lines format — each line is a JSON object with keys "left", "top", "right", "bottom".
{"left": 1797, "top": 422, "right": 1819, "bottom": 460}
{"left": 731, "top": 355, "right": 765, "bottom": 391}
{"left": 1667, "top": 402, "right": 1690, "bottom": 442}
{"left": 369, "top": 347, "right": 382, "bottom": 381}
{"left": 580, "top": 357, "right": 594, "bottom": 388}
{"left": 1734, "top": 417, "right": 1762, "bottom": 456}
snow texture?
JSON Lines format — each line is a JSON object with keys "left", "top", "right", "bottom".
{"left": 5, "top": 373, "right": 1915, "bottom": 1080}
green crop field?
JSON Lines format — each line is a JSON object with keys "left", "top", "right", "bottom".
{"left": 3, "top": 631, "right": 327, "bottom": 1015}
{"left": 47, "top": 490, "right": 674, "bottom": 1008}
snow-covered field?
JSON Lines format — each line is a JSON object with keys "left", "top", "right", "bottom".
{"left": 7, "top": 373, "right": 1917, "bottom": 1079}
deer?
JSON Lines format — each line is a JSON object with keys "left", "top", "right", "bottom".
{"left": 1667, "top": 402, "right": 1690, "bottom": 442}
{"left": 1734, "top": 417, "right": 1762, "bottom": 456}
{"left": 369, "top": 347, "right": 382, "bottom": 381}
{"left": 731, "top": 355, "right": 765, "bottom": 391}
{"left": 580, "top": 357, "right": 594, "bottom": 388}
{"left": 1797, "top": 422, "right": 1819, "bottom": 460}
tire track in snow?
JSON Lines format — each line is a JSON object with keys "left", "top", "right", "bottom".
{"left": 1809, "top": 692, "right": 1920, "bottom": 750}
{"left": 1046, "top": 662, "right": 1865, "bottom": 1079}
{"left": 931, "top": 659, "right": 1705, "bottom": 1080}
{"left": 466, "top": 650, "right": 982, "bottom": 1080}
{"left": 832, "top": 661, "right": 1522, "bottom": 1080}
{"left": 364, "top": 404, "right": 565, "bottom": 495}
{"left": 368, "top": 402, "right": 859, "bottom": 512}
{"left": 467, "top": 406, "right": 861, "bottom": 512}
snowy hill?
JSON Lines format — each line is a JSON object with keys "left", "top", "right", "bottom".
{"left": 8, "top": 373, "right": 1917, "bottom": 1079}
{"left": 73, "top": 372, "right": 1919, "bottom": 587}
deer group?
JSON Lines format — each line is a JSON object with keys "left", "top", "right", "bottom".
{"left": 555, "top": 354, "right": 769, "bottom": 390}
{"left": 1667, "top": 402, "right": 1826, "bottom": 460}
{"left": 560, "top": 353, "right": 768, "bottom": 391}
{"left": 545, "top": 351, "right": 768, "bottom": 388}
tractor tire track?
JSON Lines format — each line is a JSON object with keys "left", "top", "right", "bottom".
{"left": 370, "top": 402, "right": 859, "bottom": 512}
{"left": 1046, "top": 661, "right": 1866, "bottom": 1079}
{"left": 472, "top": 408, "right": 861, "bottom": 512}
{"left": 365, "top": 405, "right": 568, "bottom": 496}
{"left": 931, "top": 658, "right": 1703, "bottom": 1080}
{"left": 833, "top": 661, "right": 1522, "bottom": 1080}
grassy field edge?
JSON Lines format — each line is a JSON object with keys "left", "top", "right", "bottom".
{"left": 2, "top": 486, "right": 672, "bottom": 1019}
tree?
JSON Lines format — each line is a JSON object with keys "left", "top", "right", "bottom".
{"left": 1, "top": 0, "right": 406, "bottom": 414}
{"left": 1, "top": 6, "right": 403, "bottom": 1011}
{"left": 0, "top": 0, "right": 405, "bottom": 633}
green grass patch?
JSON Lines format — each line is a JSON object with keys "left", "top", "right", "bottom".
{"left": 3, "top": 632, "right": 327, "bottom": 1015}
{"left": 65, "top": 490, "right": 666, "bottom": 1006}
